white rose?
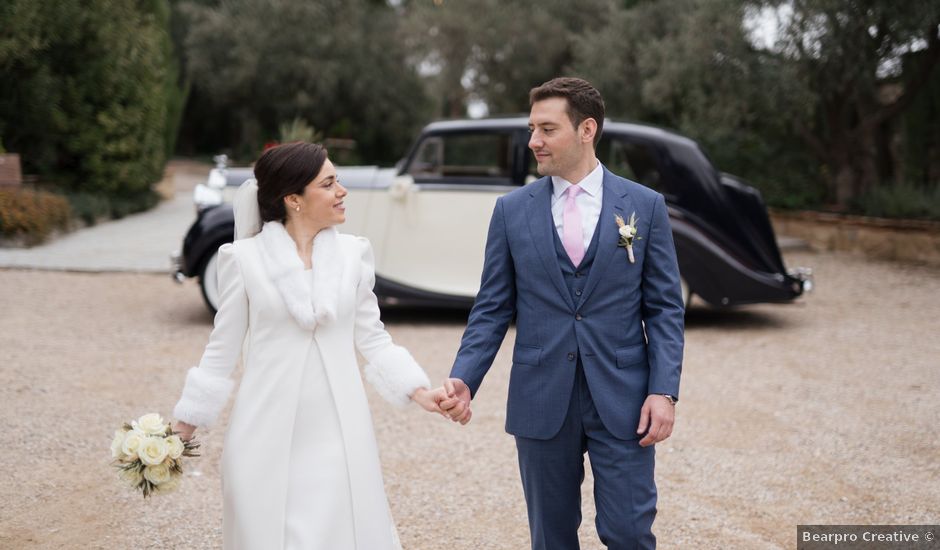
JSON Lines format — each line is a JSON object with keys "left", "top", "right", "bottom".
{"left": 143, "top": 463, "right": 173, "bottom": 485}
{"left": 154, "top": 477, "right": 181, "bottom": 494}
{"left": 133, "top": 413, "right": 167, "bottom": 436}
{"left": 619, "top": 225, "right": 636, "bottom": 239}
{"left": 120, "top": 467, "right": 144, "bottom": 486}
{"left": 121, "top": 430, "right": 145, "bottom": 460}
{"left": 138, "top": 436, "right": 169, "bottom": 466}
{"left": 165, "top": 435, "right": 185, "bottom": 460}
{"left": 111, "top": 430, "right": 128, "bottom": 460}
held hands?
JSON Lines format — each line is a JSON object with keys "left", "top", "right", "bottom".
{"left": 410, "top": 380, "right": 472, "bottom": 424}
{"left": 636, "top": 394, "right": 675, "bottom": 447}
{"left": 411, "top": 387, "right": 450, "bottom": 416}
{"left": 440, "top": 378, "right": 472, "bottom": 425}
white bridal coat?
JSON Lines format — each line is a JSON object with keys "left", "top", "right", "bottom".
{"left": 173, "top": 222, "right": 429, "bottom": 550}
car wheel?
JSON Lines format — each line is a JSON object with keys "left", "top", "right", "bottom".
{"left": 198, "top": 248, "right": 221, "bottom": 314}
{"left": 680, "top": 276, "right": 692, "bottom": 308}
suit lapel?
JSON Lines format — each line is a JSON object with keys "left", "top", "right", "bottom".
{"left": 577, "top": 169, "right": 631, "bottom": 308}
{"left": 526, "top": 178, "right": 576, "bottom": 311}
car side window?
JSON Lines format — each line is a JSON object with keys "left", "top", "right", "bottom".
{"left": 408, "top": 136, "right": 443, "bottom": 177}
{"left": 597, "top": 137, "right": 662, "bottom": 192}
{"left": 408, "top": 132, "right": 513, "bottom": 184}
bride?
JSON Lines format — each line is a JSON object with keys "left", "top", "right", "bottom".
{"left": 171, "top": 142, "right": 446, "bottom": 549}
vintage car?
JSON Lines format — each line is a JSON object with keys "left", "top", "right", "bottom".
{"left": 172, "top": 118, "right": 812, "bottom": 313}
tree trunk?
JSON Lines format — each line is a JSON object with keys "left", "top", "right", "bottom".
{"left": 833, "top": 163, "right": 855, "bottom": 208}
{"left": 830, "top": 149, "right": 880, "bottom": 207}
{"left": 855, "top": 127, "right": 880, "bottom": 198}
{"left": 824, "top": 120, "right": 882, "bottom": 208}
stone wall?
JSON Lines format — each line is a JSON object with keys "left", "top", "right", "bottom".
{"left": 770, "top": 209, "right": 940, "bottom": 267}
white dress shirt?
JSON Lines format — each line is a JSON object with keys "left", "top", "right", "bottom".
{"left": 551, "top": 162, "right": 604, "bottom": 253}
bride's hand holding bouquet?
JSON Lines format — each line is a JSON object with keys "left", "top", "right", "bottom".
{"left": 110, "top": 413, "right": 200, "bottom": 498}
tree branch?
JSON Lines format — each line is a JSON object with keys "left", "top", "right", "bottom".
{"left": 864, "top": 21, "right": 940, "bottom": 128}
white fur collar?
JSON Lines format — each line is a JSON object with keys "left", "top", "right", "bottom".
{"left": 257, "top": 221, "right": 342, "bottom": 330}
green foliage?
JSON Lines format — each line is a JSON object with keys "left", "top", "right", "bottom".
{"left": 571, "top": 0, "right": 939, "bottom": 210}
{"left": 278, "top": 118, "right": 322, "bottom": 144}
{"left": 0, "top": 0, "right": 181, "bottom": 211}
{"left": 108, "top": 189, "right": 162, "bottom": 220}
{"left": 159, "top": 1, "right": 188, "bottom": 160}
{"left": 23, "top": 186, "right": 162, "bottom": 228}
{"left": 63, "top": 191, "right": 111, "bottom": 226}
{"left": 63, "top": 189, "right": 161, "bottom": 225}
{"left": 853, "top": 183, "right": 940, "bottom": 221}
{"left": 750, "top": 0, "right": 940, "bottom": 205}
{"left": 179, "top": 0, "right": 430, "bottom": 163}
{"left": 572, "top": 0, "right": 824, "bottom": 205}
{"left": 401, "top": 0, "right": 614, "bottom": 117}
{"left": 901, "top": 49, "right": 940, "bottom": 186}
{"left": 161, "top": 0, "right": 937, "bottom": 219}
{"left": 0, "top": 188, "right": 71, "bottom": 244}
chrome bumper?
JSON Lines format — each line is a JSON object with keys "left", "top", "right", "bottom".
{"left": 170, "top": 250, "right": 185, "bottom": 284}
{"left": 788, "top": 266, "right": 814, "bottom": 294}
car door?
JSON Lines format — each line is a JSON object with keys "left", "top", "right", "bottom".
{"left": 376, "top": 129, "right": 524, "bottom": 297}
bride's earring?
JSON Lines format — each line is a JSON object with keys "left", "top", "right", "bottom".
{"left": 295, "top": 205, "right": 300, "bottom": 212}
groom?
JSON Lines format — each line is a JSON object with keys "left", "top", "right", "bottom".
{"left": 442, "top": 77, "right": 685, "bottom": 549}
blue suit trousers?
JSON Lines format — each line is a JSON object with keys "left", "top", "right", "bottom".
{"left": 515, "top": 361, "right": 657, "bottom": 550}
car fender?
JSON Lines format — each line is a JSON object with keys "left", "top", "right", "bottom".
{"left": 181, "top": 205, "right": 234, "bottom": 277}
{"left": 670, "top": 214, "right": 801, "bottom": 306}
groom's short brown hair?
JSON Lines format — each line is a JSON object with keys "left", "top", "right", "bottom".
{"left": 529, "top": 77, "right": 605, "bottom": 147}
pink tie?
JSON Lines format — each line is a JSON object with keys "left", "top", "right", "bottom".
{"left": 562, "top": 185, "right": 584, "bottom": 266}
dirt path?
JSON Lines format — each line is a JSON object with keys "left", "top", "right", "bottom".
{"left": 1, "top": 249, "right": 937, "bottom": 549}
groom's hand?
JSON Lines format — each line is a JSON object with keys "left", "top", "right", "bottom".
{"left": 637, "top": 394, "right": 675, "bottom": 447}
{"left": 441, "top": 378, "right": 472, "bottom": 425}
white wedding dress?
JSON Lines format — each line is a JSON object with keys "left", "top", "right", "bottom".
{"left": 281, "top": 273, "right": 354, "bottom": 547}
{"left": 175, "top": 220, "right": 422, "bottom": 550}
{"left": 281, "top": 271, "right": 360, "bottom": 549}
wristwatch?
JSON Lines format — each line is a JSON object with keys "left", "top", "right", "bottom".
{"left": 660, "top": 394, "right": 677, "bottom": 405}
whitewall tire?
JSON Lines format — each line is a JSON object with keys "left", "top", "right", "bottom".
{"left": 199, "top": 249, "right": 220, "bottom": 314}
{"left": 680, "top": 276, "right": 692, "bottom": 308}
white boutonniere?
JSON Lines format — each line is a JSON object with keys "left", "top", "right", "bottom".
{"left": 615, "top": 213, "right": 641, "bottom": 263}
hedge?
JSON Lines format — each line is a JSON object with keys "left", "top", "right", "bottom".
{"left": 0, "top": 188, "right": 72, "bottom": 244}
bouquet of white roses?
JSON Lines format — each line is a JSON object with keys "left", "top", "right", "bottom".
{"left": 110, "top": 413, "right": 199, "bottom": 498}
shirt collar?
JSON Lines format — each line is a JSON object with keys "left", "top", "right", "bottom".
{"left": 551, "top": 161, "right": 604, "bottom": 199}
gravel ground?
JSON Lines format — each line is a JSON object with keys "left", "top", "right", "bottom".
{"left": 1, "top": 250, "right": 938, "bottom": 549}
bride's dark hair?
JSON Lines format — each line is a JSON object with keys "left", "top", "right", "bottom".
{"left": 254, "top": 142, "right": 328, "bottom": 223}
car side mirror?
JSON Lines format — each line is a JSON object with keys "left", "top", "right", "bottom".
{"left": 389, "top": 174, "right": 416, "bottom": 201}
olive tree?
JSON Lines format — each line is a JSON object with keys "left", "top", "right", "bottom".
{"left": 760, "top": 0, "right": 940, "bottom": 205}
{"left": 180, "top": 0, "right": 430, "bottom": 163}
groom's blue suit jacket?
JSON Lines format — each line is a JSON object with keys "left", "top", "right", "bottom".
{"left": 451, "top": 167, "right": 685, "bottom": 441}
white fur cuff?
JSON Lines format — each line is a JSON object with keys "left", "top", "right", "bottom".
{"left": 173, "top": 367, "right": 235, "bottom": 428}
{"left": 363, "top": 346, "right": 431, "bottom": 408}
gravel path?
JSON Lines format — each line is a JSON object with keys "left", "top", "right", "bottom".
{"left": 1, "top": 249, "right": 937, "bottom": 549}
